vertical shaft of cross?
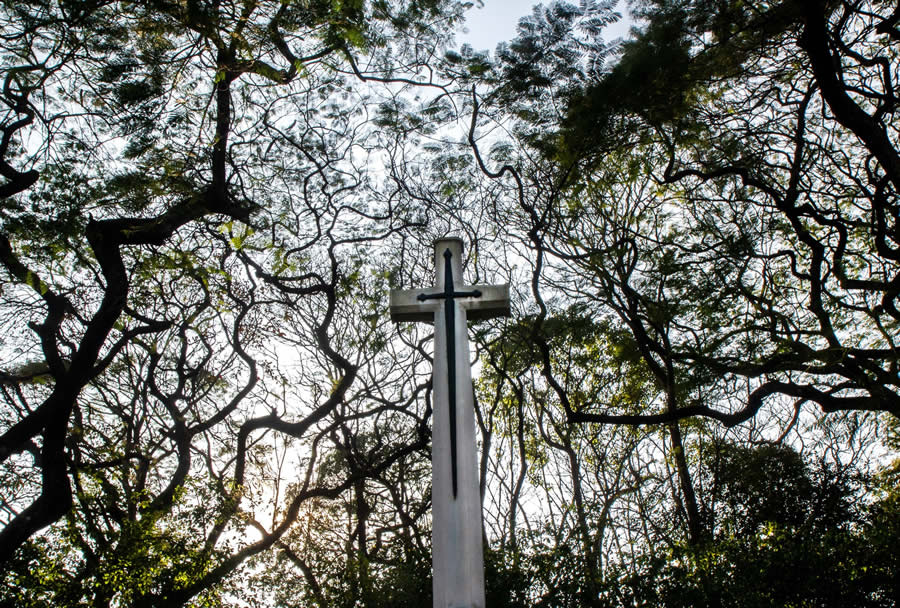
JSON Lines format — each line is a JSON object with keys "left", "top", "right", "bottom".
{"left": 389, "top": 237, "right": 510, "bottom": 608}
{"left": 428, "top": 240, "right": 481, "bottom": 608}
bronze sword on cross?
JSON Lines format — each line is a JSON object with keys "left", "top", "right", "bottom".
{"left": 415, "top": 248, "right": 483, "bottom": 497}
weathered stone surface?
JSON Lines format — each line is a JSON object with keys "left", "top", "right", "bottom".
{"left": 389, "top": 237, "right": 508, "bottom": 608}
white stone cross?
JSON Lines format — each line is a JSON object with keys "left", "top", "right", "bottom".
{"left": 390, "top": 237, "right": 509, "bottom": 608}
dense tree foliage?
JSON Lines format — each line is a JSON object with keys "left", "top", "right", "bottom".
{"left": 555, "top": 0, "right": 900, "bottom": 425}
{"left": 457, "top": 0, "right": 900, "bottom": 604}
{"left": 0, "top": 0, "right": 468, "bottom": 604}
{"left": 1, "top": 0, "right": 899, "bottom": 606}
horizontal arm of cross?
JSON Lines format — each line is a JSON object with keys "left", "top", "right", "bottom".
{"left": 390, "top": 284, "right": 510, "bottom": 323}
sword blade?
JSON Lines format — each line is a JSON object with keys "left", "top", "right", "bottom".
{"left": 443, "top": 248, "right": 458, "bottom": 499}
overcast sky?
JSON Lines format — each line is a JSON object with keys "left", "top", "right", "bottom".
{"left": 457, "top": 0, "right": 633, "bottom": 53}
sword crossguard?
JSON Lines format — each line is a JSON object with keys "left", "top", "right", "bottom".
{"left": 417, "top": 289, "right": 482, "bottom": 302}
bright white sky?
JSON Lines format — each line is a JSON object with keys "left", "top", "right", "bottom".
{"left": 457, "top": 0, "right": 633, "bottom": 53}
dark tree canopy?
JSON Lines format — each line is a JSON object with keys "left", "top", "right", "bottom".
{"left": 1, "top": 0, "right": 899, "bottom": 606}
{"left": 555, "top": 0, "right": 900, "bottom": 425}
{"left": 1, "top": 0, "right": 466, "bottom": 604}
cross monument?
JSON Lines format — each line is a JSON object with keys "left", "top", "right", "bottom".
{"left": 390, "top": 237, "right": 509, "bottom": 608}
